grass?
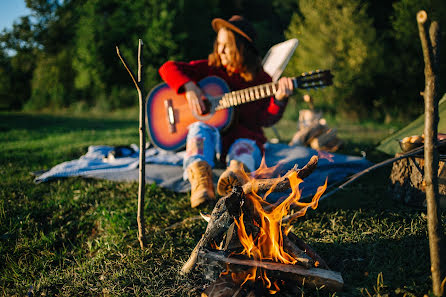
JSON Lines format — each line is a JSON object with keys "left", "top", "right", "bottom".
{"left": 1, "top": 110, "right": 445, "bottom": 296}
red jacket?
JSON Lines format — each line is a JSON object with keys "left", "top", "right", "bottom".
{"left": 159, "top": 59, "right": 288, "bottom": 158}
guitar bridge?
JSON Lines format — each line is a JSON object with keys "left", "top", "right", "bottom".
{"left": 164, "top": 99, "right": 176, "bottom": 133}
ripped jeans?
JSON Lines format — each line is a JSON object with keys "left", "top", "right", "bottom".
{"left": 184, "top": 122, "right": 262, "bottom": 173}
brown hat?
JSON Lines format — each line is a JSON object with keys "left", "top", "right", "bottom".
{"left": 211, "top": 15, "right": 256, "bottom": 43}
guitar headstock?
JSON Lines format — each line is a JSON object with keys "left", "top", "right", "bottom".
{"left": 296, "top": 69, "right": 333, "bottom": 89}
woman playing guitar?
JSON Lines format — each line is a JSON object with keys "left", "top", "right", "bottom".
{"left": 159, "top": 15, "right": 294, "bottom": 208}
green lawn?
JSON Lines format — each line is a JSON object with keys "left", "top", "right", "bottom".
{"left": 1, "top": 110, "right": 444, "bottom": 296}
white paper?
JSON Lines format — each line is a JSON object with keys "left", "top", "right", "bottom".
{"left": 262, "top": 39, "right": 299, "bottom": 82}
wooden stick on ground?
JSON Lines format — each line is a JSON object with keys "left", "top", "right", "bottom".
{"left": 116, "top": 40, "right": 146, "bottom": 249}
{"left": 282, "top": 235, "right": 315, "bottom": 268}
{"left": 286, "top": 231, "right": 330, "bottom": 270}
{"left": 199, "top": 249, "right": 344, "bottom": 291}
{"left": 417, "top": 10, "right": 444, "bottom": 297}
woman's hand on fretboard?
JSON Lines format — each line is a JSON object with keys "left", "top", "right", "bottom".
{"left": 274, "top": 77, "right": 294, "bottom": 101}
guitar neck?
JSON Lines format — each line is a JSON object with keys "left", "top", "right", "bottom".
{"left": 215, "top": 78, "right": 297, "bottom": 111}
{"left": 214, "top": 70, "right": 332, "bottom": 110}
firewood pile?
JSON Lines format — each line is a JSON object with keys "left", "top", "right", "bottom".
{"left": 181, "top": 156, "right": 344, "bottom": 296}
{"left": 288, "top": 95, "right": 342, "bottom": 152}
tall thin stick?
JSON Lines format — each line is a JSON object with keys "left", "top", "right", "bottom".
{"left": 417, "top": 10, "right": 443, "bottom": 296}
{"left": 116, "top": 40, "right": 146, "bottom": 249}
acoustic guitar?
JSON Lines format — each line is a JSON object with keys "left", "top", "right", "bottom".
{"left": 145, "top": 70, "right": 333, "bottom": 151}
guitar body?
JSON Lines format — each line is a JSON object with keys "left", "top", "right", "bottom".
{"left": 145, "top": 76, "right": 233, "bottom": 151}
{"left": 146, "top": 70, "right": 333, "bottom": 151}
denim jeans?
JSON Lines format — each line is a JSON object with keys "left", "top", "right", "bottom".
{"left": 184, "top": 122, "right": 262, "bottom": 173}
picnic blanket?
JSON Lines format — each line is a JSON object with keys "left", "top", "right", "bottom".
{"left": 34, "top": 142, "right": 372, "bottom": 198}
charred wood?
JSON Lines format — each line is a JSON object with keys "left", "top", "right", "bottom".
{"left": 181, "top": 187, "right": 245, "bottom": 274}
{"left": 199, "top": 249, "right": 343, "bottom": 291}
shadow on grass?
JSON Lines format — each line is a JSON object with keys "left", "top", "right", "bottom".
{"left": 310, "top": 235, "right": 430, "bottom": 296}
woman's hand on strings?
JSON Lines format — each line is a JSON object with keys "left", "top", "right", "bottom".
{"left": 275, "top": 77, "right": 294, "bottom": 101}
{"left": 184, "top": 81, "right": 207, "bottom": 116}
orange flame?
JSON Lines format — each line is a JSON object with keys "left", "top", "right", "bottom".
{"left": 227, "top": 158, "right": 327, "bottom": 289}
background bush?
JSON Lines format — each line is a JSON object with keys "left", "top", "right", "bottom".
{"left": 0, "top": 0, "right": 445, "bottom": 122}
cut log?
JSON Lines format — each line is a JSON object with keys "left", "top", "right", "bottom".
{"left": 389, "top": 155, "right": 446, "bottom": 208}
{"left": 308, "top": 128, "right": 342, "bottom": 152}
{"left": 199, "top": 249, "right": 343, "bottom": 291}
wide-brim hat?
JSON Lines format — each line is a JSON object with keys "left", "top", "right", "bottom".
{"left": 211, "top": 15, "right": 256, "bottom": 43}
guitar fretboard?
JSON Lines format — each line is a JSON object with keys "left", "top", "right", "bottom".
{"left": 213, "top": 69, "right": 332, "bottom": 110}
{"left": 215, "top": 79, "right": 296, "bottom": 111}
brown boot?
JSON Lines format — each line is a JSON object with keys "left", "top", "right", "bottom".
{"left": 217, "top": 160, "right": 250, "bottom": 196}
{"left": 187, "top": 160, "right": 215, "bottom": 208}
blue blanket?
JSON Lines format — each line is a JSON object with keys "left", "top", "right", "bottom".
{"left": 34, "top": 143, "right": 372, "bottom": 198}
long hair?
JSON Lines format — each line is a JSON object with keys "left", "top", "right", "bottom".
{"left": 208, "top": 29, "right": 262, "bottom": 82}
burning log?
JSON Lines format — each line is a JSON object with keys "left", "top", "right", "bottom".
{"left": 286, "top": 231, "right": 330, "bottom": 270}
{"left": 282, "top": 235, "right": 315, "bottom": 269}
{"left": 183, "top": 154, "right": 343, "bottom": 295}
{"left": 243, "top": 156, "right": 319, "bottom": 195}
{"left": 199, "top": 249, "right": 344, "bottom": 292}
{"left": 184, "top": 158, "right": 319, "bottom": 274}
{"left": 181, "top": 186, "right": 246, "bottom": 274}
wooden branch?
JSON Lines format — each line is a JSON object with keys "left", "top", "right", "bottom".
{"left": 116, "top": 46, "right": 140, "bottom": 91}
{"left": 117, "top": 40, "right": 146, "bottom": 249}
{"left": 417, "top": 10, "right": 443, "bottom": 297}
{"left": 286, "top": 232, "right": 330, "bottom": 270}
{"left": 181, "top": 188, "right": 245, "bottom": 274}
{"left": 199, "top": 249, "right": 344, "bottom": 291}
{"left": 282, "top": 235, "right": 315, "bottom": 268}
{"left": 243, "top": 156, "right": 319, "bottom": 195}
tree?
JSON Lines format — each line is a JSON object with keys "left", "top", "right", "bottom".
{"left": 388, "top": 0, "right": 446, "bottom": 120}
{"left": 0, "top": 16, "right": 37, "bottom": 110}
{"left": 25, "top": 49, "right": 75, "bottom": 110}
{"left": 284, "top": 0, "right": 384, "bottom": 120}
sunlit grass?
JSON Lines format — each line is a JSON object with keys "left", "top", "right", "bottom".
{"left": 0, "top": 110, "right": 444, "bottom": 296}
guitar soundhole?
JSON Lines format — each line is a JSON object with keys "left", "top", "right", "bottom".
{"left": 203, "top": 99, "right": 211, "bottom": 115}
{"left": 193, "top": 98, "right": 214, "bottom": 121}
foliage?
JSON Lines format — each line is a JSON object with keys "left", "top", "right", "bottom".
{"left": 0, "top": 50, "right": 13, "bottom": 109}
{"left": 0, "top": 0, "right": 445, "bottom": 122}
{"left": 284, "top": 0, "right": 385, "bottom": 120}
{"left": 0, "top": 16, "right": 37, "bottom": 110}
{"left": 387, "top": 0, "right": 446, "bottom": 121}
{"left": 25, "top": 49, "right": 75, "bottom": 110}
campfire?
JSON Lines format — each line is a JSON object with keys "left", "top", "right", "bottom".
{"left": 182, "top": 156, "right": 344, "bottom": 296}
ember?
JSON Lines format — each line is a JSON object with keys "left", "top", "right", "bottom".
{"left": 181, "top": 156, "right": 344, "bottom": 296}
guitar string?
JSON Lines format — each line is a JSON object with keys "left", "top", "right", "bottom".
{"left": 213, "top": 72, "right": 328, "bottom": 110}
